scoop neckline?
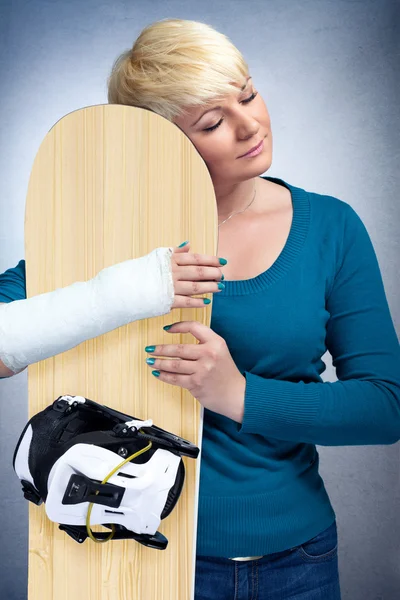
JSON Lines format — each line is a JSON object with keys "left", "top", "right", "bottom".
{"left": 216, "top": 175, "right": 310, "bottom": 296}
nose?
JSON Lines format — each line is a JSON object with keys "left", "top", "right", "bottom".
{"left": 239, "top": 124, "right": 260, "bottom": 145}
{"left": 238, "top": 116, "right": 260, "bottom": 140}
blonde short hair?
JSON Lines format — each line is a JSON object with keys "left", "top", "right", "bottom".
{"left": 107, "top": 18, "right": 250, "bottom": 122}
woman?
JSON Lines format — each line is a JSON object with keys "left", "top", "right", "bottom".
{"left": 2, "top": 17, "right": 400, "bottom": 600}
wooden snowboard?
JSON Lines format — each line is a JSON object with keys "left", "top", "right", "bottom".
{"left": 23, "top": 104, "right": 218, "bottom": 600}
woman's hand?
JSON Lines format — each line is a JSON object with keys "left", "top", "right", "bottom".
{"left": 145, "top": 320, "right": 246, "bottom": 422}
{"left": 171, "top": 242, "right": 226, "bottom": 309}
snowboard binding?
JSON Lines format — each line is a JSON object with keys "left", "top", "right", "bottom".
{"left": 13, "top": 394, "right": 200, "bottom": 549}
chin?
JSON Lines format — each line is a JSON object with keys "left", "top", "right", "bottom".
{"left": 249, "top": 153, "right": 272, "bottom": 175}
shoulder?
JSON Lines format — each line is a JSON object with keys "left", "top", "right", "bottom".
{"left": 303, "top": 188, "right": 379, "bottom": 286}
{"left": 274, "top": 177, "right": 356, "bottom": 225}
{"left": 307, "top": 188, "right": 356, "bottom": 220}
{"left": 297, "top": 184, "right": 368, "bottom": 240}
{"left": 288, "top": 181, "right": 375, "bottom": 280}
{"left": 309, "top": 190, "right": 371, "bottom": 249}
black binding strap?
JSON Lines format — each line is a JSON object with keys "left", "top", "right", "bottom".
{"left": 58, "top": 523, "right": 168, "bottom": 549}
{"left": 53, "top": 396, "right": 200, "bottom": 459}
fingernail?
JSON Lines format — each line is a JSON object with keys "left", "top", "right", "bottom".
{"left": 145, "top": 345, "right": 156, "bottom": 352}
{"left": 221, "top": 273, "right": 225, "bottom": 280}
{"left": 178, "top": 241, "right": 189, "bottom": 247}
{"left": 152, "top": 370, "right": 160, "bottom": 377}
{"left": 163, "top": 324, "right": 173, "bottom": 330}
{"left": 217, "top": 283, "right": 225, "bottom": 290}
{"left": 219, "top": 257, "right": 228, "bottom": 265}
{"left": 203, "top": 298, "right": 211, "bottom": 304}
{"left": 146, "top": 357, "right": 156, "bottom": 365}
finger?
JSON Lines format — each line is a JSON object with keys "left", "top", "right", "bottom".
{"left": 172, "top": 295, "right": 214, "bottom": 309}
{"left": 162, "top": 321, "right": 218, "bottom": 345}
{"left": 150, "top": 369, "right": 192, "bottom": 388}
{"left": 146, "top": 356, "right": 196, "bottom": 375}
{"left": 175, "top": 265, "right": 223, "bottom": 282}
{"left": 173, "top": 252, "right": 226, "bottom": 269}
{"left": 173, "top": 241, "right": 190, "bottom": 253}
{"left": 175, "top": 280, "right": 223, "bottom": 295}
{"left": 145, "top": 341, "right": 202, "bottom": 360}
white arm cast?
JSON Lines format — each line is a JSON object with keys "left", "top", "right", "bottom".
{"left": 0, "top": 246, "right": 175, "bottom": 374}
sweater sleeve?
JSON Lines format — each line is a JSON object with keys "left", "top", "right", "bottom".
{"left": 238, "top": 204, "right": 400, "bottom": 446}
{"left": 0, "top": 260, "right": 26, "bottom": 378}
{"left": 0, "top": 260, "right": 26, "bottom": 303}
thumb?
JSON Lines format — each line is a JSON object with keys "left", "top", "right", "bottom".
{"left": 163, "top": 320, "right": 213, "bottom": 344}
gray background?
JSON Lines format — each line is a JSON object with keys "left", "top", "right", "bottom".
{"left": 0, "top": 1, "right": 399, "bottom": 598}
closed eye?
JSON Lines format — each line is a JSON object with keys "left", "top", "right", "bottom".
{"left": 203, "top": 91, "right": 258, "bottom": 133}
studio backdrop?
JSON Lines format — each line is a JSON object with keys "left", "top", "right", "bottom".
{"left": 0, "top": 1, "right": 399, "bottom": 599}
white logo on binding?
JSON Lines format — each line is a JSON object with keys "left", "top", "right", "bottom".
{"left": 124, "top": 419, "right": 153, "bottom": 431}
{"left": 59, "top": 395, "right": 86, "bottom": 405}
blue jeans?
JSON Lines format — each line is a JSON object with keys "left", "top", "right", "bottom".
{"left": 194, "top": 520, "right": 341, "bottom": 600}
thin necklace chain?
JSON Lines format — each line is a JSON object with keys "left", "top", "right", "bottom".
{"left": 218, "top": 180, "right": 257, "bottom": 228}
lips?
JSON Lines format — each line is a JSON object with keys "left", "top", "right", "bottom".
{"left": 239, "top": 138, "right": 264, "bottom": 158}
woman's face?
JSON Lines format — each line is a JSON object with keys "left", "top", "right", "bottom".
{"left": 172, "top": 76, "right": 273, "bottom": 186}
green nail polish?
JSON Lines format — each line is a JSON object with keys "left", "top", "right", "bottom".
{"left": 178, "top": 241, "right": 189, "bottom": 247}
{"left": 145, "top": 345, "right": 156, "bottom": 352}
{"left": 163, "top": 325, "right": 172, "bottom": 330}
{"left": 219, "top": 257, "right": 228, "bottom": 265}
{"left": 152, "top": 370, "right": 160, "bottom": 377}
{"left": 221, "top": 273, "right": 225, "bottom": 281}
{"left": 217, "top": 282, "right": 225, "bottom": 290}
{"left": 146, "top": 357, "right": 156, "bottom": 365}
{"left": 203, "top": 298, "right": 211, "bottom": 304}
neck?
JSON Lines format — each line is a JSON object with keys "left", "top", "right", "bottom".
{"left": 214, "top": 177, "right": 258, "bottom": 221}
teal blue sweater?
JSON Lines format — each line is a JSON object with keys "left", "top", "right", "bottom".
{"left": 1, "top": 176, "right": 400, "bottom": 558}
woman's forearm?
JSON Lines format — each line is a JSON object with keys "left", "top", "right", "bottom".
{"left": 0, "top": 247, "right": 174, "bottom": 375}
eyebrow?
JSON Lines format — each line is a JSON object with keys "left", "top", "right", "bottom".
{"left": 191, "top": 76, "right": 252, "bottom": 127}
